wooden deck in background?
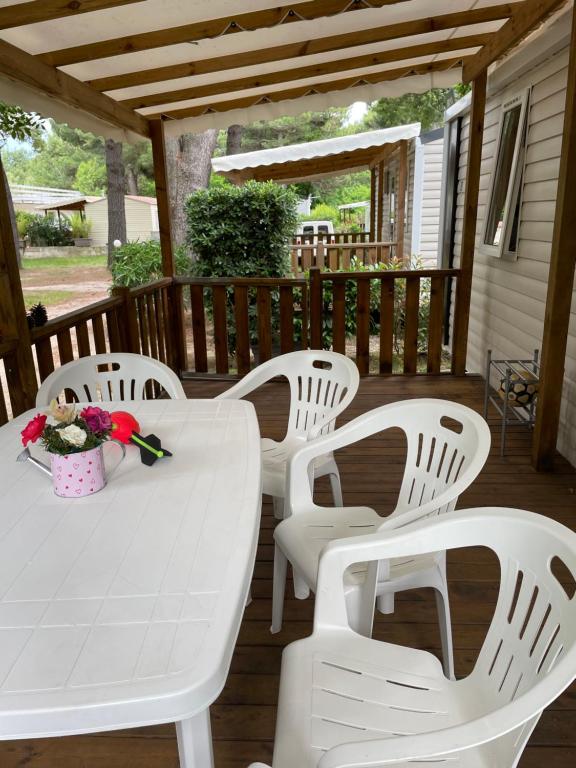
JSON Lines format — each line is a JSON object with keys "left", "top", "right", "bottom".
{"left": 1, "top": 375, "right": 575, "bottom": 767}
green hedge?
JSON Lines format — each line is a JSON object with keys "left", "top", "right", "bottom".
{"left": 111, "top": 240, "right": 190, "bottom": 287}
{"left": 186, "top": 180, "right": 298, "bottom": 277}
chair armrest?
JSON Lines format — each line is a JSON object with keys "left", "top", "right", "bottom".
{"left": 214, "top": 366, "right": 275, "bottom": 401}
{"left": 317, "top": 713, "right": 514, "bottom": 767}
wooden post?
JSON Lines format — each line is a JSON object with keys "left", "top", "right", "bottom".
{"left": 0, "top": 155, "right": 37, "bottom": 414}
{"left": 309, "top": 267, "right": 323, "bottom": 350}
{"left": 150, "top": 119, "right": 187, "bottom": 375}
{"left": 376, "top": 160, "right": 385, "bottom": 241}
{"left": 532, "top": 10, "right": 576, "bottom": 470}
{"left": 451, "top": 71, "right": 487, "bottom": 376}
{"left": 111, "top": 286, "right": 140, "bottom": 353}
{"left": 369, "top": 167, "right": 376, "bottom": 239}
{"left": 396, "top": 140, "right": 408, "bottom": 264}
{"left": 150, "top": 119, "right": 174, "bottom": 277}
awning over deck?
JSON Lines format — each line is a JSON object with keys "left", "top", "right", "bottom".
{"left": 212, "top": 123, "right": 420, "bottom": 182}
{"left": 0, "top": 0, "right": 564, "bottom": 141}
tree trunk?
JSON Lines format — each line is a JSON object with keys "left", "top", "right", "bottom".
{"left": 125, "top": 165, "right": 139, "bottom": 195}
{"left": 105, "top": 138, "right": 127, "bottom": 267}
{"left": 226, "top": 124, "right": 244, "bottom": 155}
{"left": 1, "top": 154, "right": 21, "bottom": 267}
{"left": 165, "top": 129, "right": 218, "bottom": 250}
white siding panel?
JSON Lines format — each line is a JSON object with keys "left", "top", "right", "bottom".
{"left": 450, "top": 42, "right": 576, "bottom": 466}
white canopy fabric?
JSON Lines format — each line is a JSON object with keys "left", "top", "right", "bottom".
{"left": 0, "top": 0, "right": 545, "bottom": 139}
{"left": 212, "top": 124, "right": 420, "bottom": 173}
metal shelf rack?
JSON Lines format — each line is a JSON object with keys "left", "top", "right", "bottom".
{"left": 483, "top": 349, "right": 540, "bottom": 456}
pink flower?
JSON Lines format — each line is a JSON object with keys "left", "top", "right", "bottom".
{"left": 80, "top": 406, "right": 112, "bottom": 436}
{"left": 21, "top": 413, "right": 47, "bottom": 446}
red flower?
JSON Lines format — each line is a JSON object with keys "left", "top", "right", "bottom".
{"left": 21, "top": 413, "right": 47, "bottom": 446}
{"left": 110, "top": 411, "right": 140, "bottom": 444}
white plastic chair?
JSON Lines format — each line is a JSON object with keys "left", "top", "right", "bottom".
{"left": 216, "top": 351, "right": 360, "bottom": 514}
{"left": 35, "top": 352, "right": 186, "bottom": 406}
{"left": 272, "top": 399, "right": 491, "bottom": 679}
{"left": 250, "top": 508, "right": 576, "bottom": 768}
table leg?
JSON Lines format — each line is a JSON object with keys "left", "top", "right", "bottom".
{"left": 176, "top": 709, "right": 214, "bottom": 768}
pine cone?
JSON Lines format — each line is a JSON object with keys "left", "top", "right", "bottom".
{"left": 29, "top": 303, "right": 48, "bottom": 327}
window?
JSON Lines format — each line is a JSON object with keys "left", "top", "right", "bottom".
{"left": 483, "top": 89, "right": 529, "bottom": 259}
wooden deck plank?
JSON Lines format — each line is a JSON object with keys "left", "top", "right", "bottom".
{"left": 2, "top": 375, "right": 574, "bottom": 767}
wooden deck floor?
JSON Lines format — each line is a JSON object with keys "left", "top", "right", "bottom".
{"left": 2, "top": 375, "right": 575, "bottom": 767}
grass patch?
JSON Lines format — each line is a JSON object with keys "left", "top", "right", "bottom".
{"left": 23, "top": 290, "right": 75, "bottom": 307}
{"left": 21, "top": 255, "right": 108, "bottom": 270}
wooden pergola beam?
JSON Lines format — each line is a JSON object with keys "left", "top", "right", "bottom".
{"left": 532, "top": 5, "right": 576, "bottom": 470}
{"left": 0, "top": 38, "right": 150, "bottom": 138}
{"left": 451, "top": 71, "right": 487, "bottom": 376}
{"left": 0, "top": 0, "right": 145, "bottom": 30}
{"left": 88, "top": 4, "right": 514, "bottom": 93}
{"left": 239, "top": 146, "right": 382, "bottom": 182}
{"left": 149, "top": 57, "right": 465, "bottom": 121}
{"left": 37, "top": 0, "right": 402, "bottom": 68}
{"left": 122, "top": 34, "right": 490, "bottom": 111}
{"left": 463, "top": 0, "right": 569, "bottom": 83}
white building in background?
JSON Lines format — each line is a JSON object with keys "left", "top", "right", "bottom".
{"left": 84, "top": 196, "right": 159, "bottom": 247}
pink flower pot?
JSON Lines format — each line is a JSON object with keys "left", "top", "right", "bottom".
{"left": 50, "top": 442, "right": 125, "bottom": 498}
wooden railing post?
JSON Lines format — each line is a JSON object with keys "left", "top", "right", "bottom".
{"left": 111, "top": 286, "right": 140, "bottom": 353}
{"left": 0, "top": 155, "right": 37, "bottom": 414}
{"left": 309, "top": 267, "right": 323, "bottom": 349}
{"left": 451, "top": 70, "right": 487, "bottom": 376}
{"left": 169, "top": 281, "right": 188, "bottom": 374}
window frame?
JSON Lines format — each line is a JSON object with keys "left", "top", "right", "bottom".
{"left": 481, "top": 88, "right": 530, "bottom": 260}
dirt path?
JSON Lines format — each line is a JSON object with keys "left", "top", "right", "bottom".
{"left": 20, "top": 262, "right": 112, "bottom": 318}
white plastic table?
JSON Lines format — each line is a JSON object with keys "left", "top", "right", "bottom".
{"left": 0, "top": 399, "right": 261, "bottom": 767}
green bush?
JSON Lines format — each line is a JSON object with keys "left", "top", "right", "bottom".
{"left": 15, "top": 210, "right": 37, "bottom": 238}
{"left": 25, "top": 215, "right": 73, "bottom": 246}
{"left": 68, "top": 212, "right": 92, "bottom": 239}
{"left": 186, "top": 181, "right": 298, "bottom": 353}
{"left": 186, "top": 180, "right": 298, "bottom": 277}
{"left": 300, "top": 202, "right": 339, "bottom": 229}
{"left": 111, "top": 240, "right": 191, "bottom": 287}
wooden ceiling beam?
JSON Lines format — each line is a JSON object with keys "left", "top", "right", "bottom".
{"left": 89, "top": 4, "right": 514, "bottom": 92}
{"left": 0, "top": 1, "right": 146, "bottom": 30}
{"left": 368, "top": 141, "right": 398, "bottom": 169}
{"left": 37, "top": 0, "right": 403, "bottom": 67}
{"left": 148, "top": 57, "right": 465, "bottom": 121}
{"left": 463, "top": 0, "right": 569, "bottom": 83}
{"left": 0, "top": 37, "right": 150, "bottom": 137}
{"left": 122, "top": 34, "right": 490, "bottom": 110}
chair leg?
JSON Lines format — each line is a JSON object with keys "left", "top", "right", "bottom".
{"left": 293, "top": 569, "right": 310, "bottom": 600}
{"left": 329, "top": 470, "right": 343, "bottom": 507}
{"left": 271, "top": 544, "right": 287, "bottom": 634}
{"left": 435, "top": 586, "right": 455, "bottom": 680}
{"left": 272, "top": 497, "right": 284, "bottom": 520}
{"left": 377, "top": 593, "right": 395, "bottom": 614}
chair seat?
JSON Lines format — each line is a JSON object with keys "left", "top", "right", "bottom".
{"left": 274, "top": 507, "right": 440, "bottom": 592}
{"left": 272, "top": 631, "right": 489, "bottom": 768}
{"left": 261, "top": 437, "right": 336, "bottom": 498}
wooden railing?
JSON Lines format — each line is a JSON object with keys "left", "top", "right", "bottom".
{"left": 175, "top": 276, "right": 308, "bottom": 376}
{"left": 290, "top": 232, "right": 371, "bottom": 246}
{"left": 290, "top": 240, "right": 396, "bottom": 273}
{"left": 1, "top": 269, "right": 460, "bottom": 421}
{"left": 309, "top": 268, "right": 459, "bottom": 375}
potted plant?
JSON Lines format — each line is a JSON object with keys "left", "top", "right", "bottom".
{"left": 69, "top": 212, "right": 93, "bottom": 247}
{"left": 20, "top": 401, "right": 124, "bottom": 497}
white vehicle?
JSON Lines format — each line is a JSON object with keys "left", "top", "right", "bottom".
{"left": 296, "top": 220, "right": 334, "bottom": 240}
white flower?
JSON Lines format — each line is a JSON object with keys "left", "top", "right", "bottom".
{"left": 60, "top": 424, "right": 87, "bottom": 448}
{"left": 49, "top": 398, "right": 76, "bottom": 424}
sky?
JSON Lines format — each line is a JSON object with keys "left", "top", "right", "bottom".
{"left": 346, "top": 101, "right": 369, "bottom": 125}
